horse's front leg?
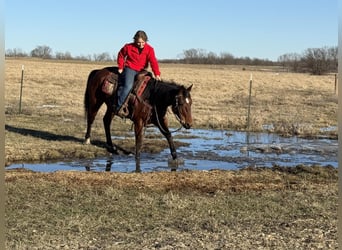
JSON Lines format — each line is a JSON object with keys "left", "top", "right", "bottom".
{"left": 103, "top": 108, "right": 117, "bottom": 153}
{"left": 134, "top": 120, "right": 144, "bottom": 173}
{"left": 163, "top": 130, "right": 180, "bottom": 171}
{"left": 158, "top": 116, "right": 177, "bottom": 160}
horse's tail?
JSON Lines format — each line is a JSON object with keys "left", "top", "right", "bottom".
{"left": 84, "top": 87, "right": 89, "bottom": 119}
{"left": 84, "top": 69, "right": 97, "bottom": 119}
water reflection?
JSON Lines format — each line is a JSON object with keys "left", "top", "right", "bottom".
{"left": 85, "top": 159, "right": 113, "bottom": 172}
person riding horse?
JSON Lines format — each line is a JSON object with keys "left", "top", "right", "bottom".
{"left": 115, "top": 30, "right": 161, "bottom": 118}
{"left": 84, "top": 66, "right": 193, "bottom": 172}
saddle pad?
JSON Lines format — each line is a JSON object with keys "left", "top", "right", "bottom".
{"left": 135, "top": 75, "right": 151, "bottom": 98}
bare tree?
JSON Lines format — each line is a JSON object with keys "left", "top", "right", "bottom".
{"left": 30, "top": 45, "right": 53, "bottom": 59}
{"left": 220, "top": 52, "right": 234, "bottom": 64}
{"left": 327, "top": 46, "right": 338, "bottom": 71}
{"left": 55, "top": 51, "right": 72, "bottom": 60}
{"left": 93, "top": 52, "right": 112, "bottom": 62}
{"left": 182, "top": 48, "right": 199, "bottom": 63}
{"left": 5, "top": 48, "right": 28, "bottom": 57}
{"left": 278, "top": 53, "right": 301, "bottom": 72}
{"left": 302, "top": 47, "right": 329, "bottom": 75}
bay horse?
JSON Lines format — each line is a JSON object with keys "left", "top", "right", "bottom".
{"left": 84, "top": 66, "right": 193, "bottom": 172}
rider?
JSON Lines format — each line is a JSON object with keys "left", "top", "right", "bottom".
{"left": 115, "top": 30, "right": 161, "bottom": 117}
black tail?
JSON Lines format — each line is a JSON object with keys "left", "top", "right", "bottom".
{"left": 84, "top": 69, "right": 98, "bottom": 119}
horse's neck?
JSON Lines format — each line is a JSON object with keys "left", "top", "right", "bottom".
{"left": 152, "top": 82, "right": 177, "bottom": 106}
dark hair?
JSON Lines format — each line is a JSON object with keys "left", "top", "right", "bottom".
{"left": 133, "top": 30, "right": 148, "bottom": 42}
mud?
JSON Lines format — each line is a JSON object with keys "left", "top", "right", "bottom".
{"left": 6, "top": 128, "right": 337, "bottom": 172}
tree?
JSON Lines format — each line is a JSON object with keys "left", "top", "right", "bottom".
{"left": 278, "top": 46, "right": 337, "bottom": 74}
{"left": 327, "top": 46, "right": 338, "bottom": 72}
{"left": 93, "top": 52, "right": 112, "bottom": 62}
{"left": 220, "top": 52, "right": 234, "bottom": 64}
{"left": 278, "top": 53, "right": 301, "bottom": 72}
{"left": 5, "top": 48, "right": 28, "bottom": 57}
{"left": 30, "top": 45, "right": 53, "bottom": 59}
{"left": 182, "top": 48, "right": 199, "bottom": 63}
{"left": 302, "top": 47, "right": 329, "bottom": 75}
{"left": 55, "top": 51, "right": 72, "bottom": 60}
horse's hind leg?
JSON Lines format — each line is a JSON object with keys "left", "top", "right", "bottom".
{"left": 85, "top": 102, "right": 102, "bottom": 145}
{"left": 103, "top": 107, "right": 117, "bottom": 153}
{"left": 85, "top": 109, "right": 97, "bottom": 145}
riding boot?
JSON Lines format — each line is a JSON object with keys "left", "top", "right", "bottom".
{"left": 116, "top": 93, "right": 134, "bottom": 118}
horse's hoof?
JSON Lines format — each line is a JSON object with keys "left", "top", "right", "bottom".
{"left": 168, "top": 157, "right": 184, "bottom": 170}
{"left": 84, "top": 138, "right": 91, "bottom": 145}
{"left": 106, "top": 145, "right": 118, "bottom": 154}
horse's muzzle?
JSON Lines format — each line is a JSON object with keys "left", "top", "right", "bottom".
{"left": 182, "top": 122, "right": 192, "bottom": 129}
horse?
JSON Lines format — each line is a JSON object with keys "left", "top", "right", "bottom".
{"left": 84, "top": 66, "right": 193, "bottom": 172}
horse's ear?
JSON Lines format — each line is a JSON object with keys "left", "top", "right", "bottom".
{"left": 187, "top": 84, "right": 193, "bottom": 92}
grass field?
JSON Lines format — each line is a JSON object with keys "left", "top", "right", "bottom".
{"left": 6, "top": 166, "right": 338, "bottom": 249}
{"left": 4, "top": 58, "right": 338, "bottom": 164}
{"left": 5, "top": 58, "right": 338, "bottom": 249}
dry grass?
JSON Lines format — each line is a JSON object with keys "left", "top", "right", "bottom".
{"left": 5, "top": 166, "right": 338, "bottom": 249}
{"left": 5, "top": 59, "right": 338, "bottom": 131}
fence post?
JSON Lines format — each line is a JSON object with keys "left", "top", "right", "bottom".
{"left": 335, "top": 73, "right": 337, "bottom": 94}
{"left": 247, "top": 74, "right": 252, "bottom": 132}
{"left": 246, "top": 74, "right": 253, "bottom": 155}
{"left": 19, "top": 65, "right": 24, "bottom": 114}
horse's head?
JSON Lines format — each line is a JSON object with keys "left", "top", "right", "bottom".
{"left": 172, "top": 84, "right": 193, "bottom": 129}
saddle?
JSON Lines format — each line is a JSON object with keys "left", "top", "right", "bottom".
{"left": 119, "top": 71, "right": 153, "bottom": 121}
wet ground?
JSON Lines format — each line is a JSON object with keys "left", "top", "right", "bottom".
{"left": 6, "top": 128, "right": 338, "bottom": 172}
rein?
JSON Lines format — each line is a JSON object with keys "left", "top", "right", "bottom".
{"left": 151, "top": 81, "right": 185, "bottom": 134}
{"left": 154, "top": 104, "right": 183, "bottom": 134}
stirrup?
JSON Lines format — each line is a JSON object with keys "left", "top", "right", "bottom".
{"left": 116, "top": 104, "right": 129, "bottom": 118}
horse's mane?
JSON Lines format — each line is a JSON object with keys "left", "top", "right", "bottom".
{"left": 155, "top": 80, "right": 181, "bottom": 90}
{"left": 145, "top": 79, "right": 183, "bottom": 106}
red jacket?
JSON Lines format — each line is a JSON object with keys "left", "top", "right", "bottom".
{"left": 117, "top": 42, "right": 161, "bottom": 76}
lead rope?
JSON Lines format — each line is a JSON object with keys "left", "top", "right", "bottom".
{"left": 154, "top": 105, "right": 183, "bottom": 134}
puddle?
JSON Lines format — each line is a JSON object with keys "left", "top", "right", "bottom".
{"left": 6, "top": 128, "right": 338, "bottom": 172}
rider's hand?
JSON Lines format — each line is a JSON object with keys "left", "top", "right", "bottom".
{"left": 118, "top": 69, "right": 123, "bottom": 74}
{"left": 155, "top": 75, "right": 161, "bottom": 81}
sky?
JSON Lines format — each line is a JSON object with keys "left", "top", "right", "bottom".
{"left": 5, "top": 0, "right": 338, "bottom": 61}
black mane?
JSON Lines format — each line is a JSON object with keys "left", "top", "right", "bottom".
{"left": 148, "top": 79, "right": 183, "bottom": 107}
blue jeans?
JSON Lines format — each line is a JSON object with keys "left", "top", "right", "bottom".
{"left": 116, "top": 67, "right": 138, "bottom": 110}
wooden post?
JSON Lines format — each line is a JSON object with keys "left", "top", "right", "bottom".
{"left": 335, "top": 73, "right": 337, "bottom": 94}
{"left": 246, "top": 74, "right": 253, "bottom": 156}
{"left": 247, "top": 74, "right": 252, "bottom": 132}
{"left": 19, "top": 65, "right": 24, "bottom": 114}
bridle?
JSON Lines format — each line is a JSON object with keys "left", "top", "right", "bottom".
{"left": 172, "top": 94, "right": 187, "bottom": 123}
{"left": 154, "top": 93, "right": 191, "bottom": 134}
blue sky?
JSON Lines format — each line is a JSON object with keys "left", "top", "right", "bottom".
{"left": 5, "top": 0, "right": 338, "bottom": 61}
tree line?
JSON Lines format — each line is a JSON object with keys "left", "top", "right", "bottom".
{"left": 6, "top": 45, "right": 338, "bottom": 75}
{"left": 277, "top": 46, "right": 337, "bottom": 75}
{"left": 5, "top": 45, "right": 115, "bottom": 62}
{"left": 177, "top": 46, "right": 337, "bottom": 75}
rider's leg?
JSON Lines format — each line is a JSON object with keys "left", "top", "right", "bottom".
{"left": 116, "top": 67, "right": 137, "bottom": 112}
